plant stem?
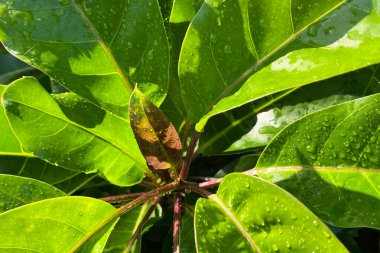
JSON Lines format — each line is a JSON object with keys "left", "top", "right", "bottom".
{"left": 173, "top": 193, "right": 182, "bottom": 253}
{"left": 198, "top": 178, "right": 223, "bottom": 189}
{"left": 99, "top": 192, "right": 146, "bottom": 203}
{"left": 140, "top": 179, "right": 157, "bottom": 188}
{"left": 182, "top": 181, "right": 212, "bottom": 198}
{"left": 179, "top": 131, "right": 200, "bottom": 180}
{"left": 125, "top": 197, "right": 160, "bottom": 252}
{"left": 188, "top": 176, "right": 219, "bottom": 182}
{"left": 117, "top": 179, "right": 180, "bottom": 215}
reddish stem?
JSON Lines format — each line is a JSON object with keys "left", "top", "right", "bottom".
{"left": 126, "top": 197, "right": 161, "bottom": 251}
{"left": 198, "top": 178, "right": 223, "bottom": 189}
{"left": 188, "top": 176, "right": 219, "bottom": 182}
{"left": 116, "top": 179, "right": 180, "bottom": 215}
{"left": 181, "top": 181, "right": 212, "bottom": 198}
{"left": 140, "top": 179, "right": 157, "bottom": 188}
{"left": 179, "top": 131, "right": 200, "bottom": 180}
{"left": 173, "top": 193, "right": 182, "bottom": 253}
{"left": 99, "top": 192, "right": 146, "bottom": 203}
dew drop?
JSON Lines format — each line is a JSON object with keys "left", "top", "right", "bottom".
{"left": 59, "top": 0, "right": 70, "bottom": 6}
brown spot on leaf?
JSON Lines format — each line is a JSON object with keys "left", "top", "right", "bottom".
{"left": 129, "top": 88, "right": 183, "bottom": 170}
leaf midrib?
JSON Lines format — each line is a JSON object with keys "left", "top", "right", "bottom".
{"left": 70, "top": 0, "right": 133, "bottom": 94}
{"left": 6, "top": 98, "right": 146, "bottom": 168}
{"left": 209, "top": 194, "right": 260, "bottom": 252}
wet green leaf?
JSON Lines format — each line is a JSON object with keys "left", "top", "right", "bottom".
{"left": 129, "top": 88, "right": 182, "bottom": 171}
{"left": 195, "top": 173, "right": 348, "bottom": 252}
{"left": 0, "top": 84, "right": 25, "bottom": 154}
{"left": 0, "top": 196, "right": 118, "bottom": 252}
{"left": 255, "top": 94, "right": 380, "bottom": 228}
{"left": 1, "top": 84, "right": 92, "bottom": 193}
{"left": 0, "top": 174, "right": 65, "bottom": 213}
{"left": 2, "top": 77, "right": 149, "bottom": 186}
{"left": 179, "top": 0, "right": 380, "bottom": 130}
{"left": 198, "top": 64, "right": 380, "bottom": 154}
{"left": 161, "top": 0, "right": 203, "bottom": 129}
{"left": 0, "top": 0, "right": 169, "bottom": 117}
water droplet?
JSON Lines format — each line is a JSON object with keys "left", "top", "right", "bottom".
{"left": 223, "top": 45, "right": 232, "bottom": 54}
{"left": 323, "top": 231, "right": 331, "bottom": 238}
{"left": 59, "top": 0, "right": 70, "bottom": 6}
{"left": 83, "top": 1, "right": 93, "bottom": 15}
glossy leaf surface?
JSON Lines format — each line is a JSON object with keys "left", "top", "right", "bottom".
{"left": 130, "top": 88, "right": 182, "bottom": 170}
{"left": 160, "top": 0, "right": 204, "bottom": 128}
{"left": 0, "top": 0, "right": 169, "bottom": 117}
{"left": 198, "top": 64, "right": 380, "bottom": 154}
{"left": 0, "top": 85, "right": 24, "bottom": 154}
{"left": 256, "top": 94, "right": 380, "bottom": 228}
{"left": 180, "top": 0, "right": 380, "bottom": 131}
{"left": 195, "top": 174, "right": 347, "bottom": 252}
{"left": 0, "top": 196, "right": 118, "bottom": 252}
{"left": 0, "top": 174, "right": 65, "bottom": 213}
{"left": 1, "top": 85, "right": 91, "bottom": 193}
{"left": 2, "top": 77, "right": 148, "bottom": 186}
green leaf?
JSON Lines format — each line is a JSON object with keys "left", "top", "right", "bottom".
{"left": 104, "top": 200, "right": 162, "bottom": 253}
{"left": 0, "top": 0, "right": 169, "bottom": 117}
{"left": 0, "top": 174, "right": 65, "bottom": 213}
{"left": 198, "top": 63, "right": 380, "bottom": 154}
{"left": 2, "top": 77, "right": 148, "bottom": 186}
{"left": 226, "top": 94, "right": 357, "bottom": 152}
{"left": 0, "top": 196, "right": 118, "bottom": 252}
{"left": 195, "top": 173, "right": 348, "bottom": 252}
{"left": 0, "top": 84, "right": 25, "bottom": 154}
{"left": 0, "top": 85, "right": 92, "bottom": 193}
{"left": 178, "top": 0, "right": 380, "bottom": 131}
{"left": 129, "top": 88, "right": 182, "bottom": 171}
{"left": 255, "top": 94, "right": 380, "bottom": 228}
{"left": 0, "top": 156, "right": 79, "bottom": 188}
{"left": 161, "top": 0, "right": 204, "bottom": 129}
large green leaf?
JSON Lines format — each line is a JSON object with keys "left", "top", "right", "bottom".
{"left": 0, "top": 174, "right": 65, "bottom": 213}
{"left": 0, "top": 0, "right": 169, "bottom": 118}
{"left": 1, "top": 84, "right": 91, "bottom": 193}
{"left": 1, "top": 77, "right": 149, "bottom": 186}
{"left": 228, "top": 67, "right": 380, "bottom": 152}
{"left": 161, "top": 0, "right": 204, "bottom": 129}
{"left": 0, "top": 196, "right": 118, "bottom": 252}
{"left": 178, "top": 0, "right": 380, "bottom": 131}
{"left": 198, "top": 64, "right": 380, "bottom": 154}
{"left": 195, "top": 174, "right": 348, "bottom": 252}
{"left": 255, "top": 94, "right": 380, "bottom": 228}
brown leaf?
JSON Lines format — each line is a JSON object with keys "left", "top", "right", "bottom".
{"left": 129, "top": 88, "right": 183, "bottom": 170}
